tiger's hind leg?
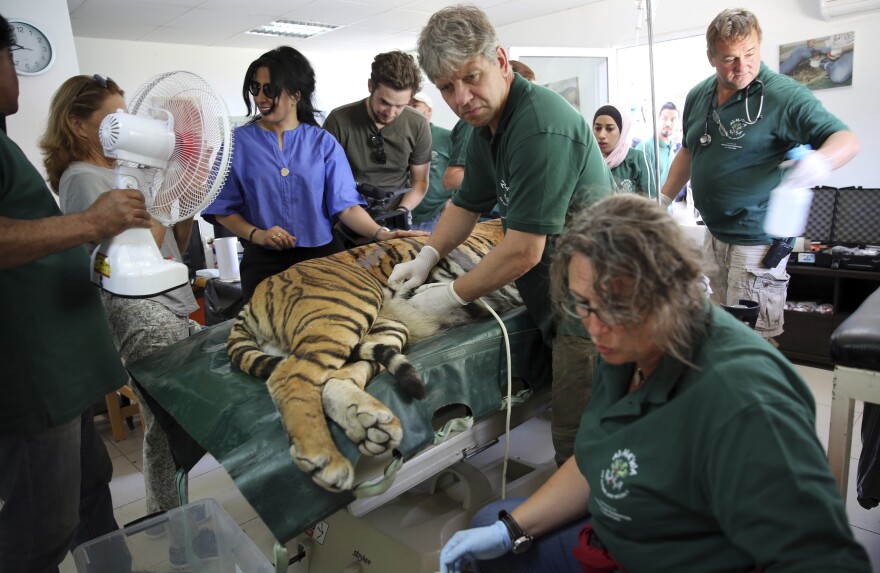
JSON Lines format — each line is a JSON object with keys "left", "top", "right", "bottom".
{"left": 267, "top": 357, "right": 355, "bottom": 492}
{"left": 323, "top": 361, "right": 403, "bottom": 457}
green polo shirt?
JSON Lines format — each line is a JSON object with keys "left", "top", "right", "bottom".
{"left": 453, "top": 74, "right": 615, "bottom": 342}
{"left": 575, "top": 304, "right": 869, "bottom": 572}
{"left": 411, "top": 123, "right": 452, "bottom": 224}
{"left": 611, "top": 148, "right": 656, "bottom": 198}
{"left": 448, "top": 119, "right": 473, "bottom": 168}
{"left": 635, "top": 136, "right": 675, "bottom": 188}
{"left": 0, "top": 129, "right": 128, "bottom": 433}
{"left": 682, "top": 63, "right": 847, "bottom": 245}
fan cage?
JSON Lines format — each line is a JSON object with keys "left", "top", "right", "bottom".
{"left": 128, "top": 71, "right": 233, "bottom": 226}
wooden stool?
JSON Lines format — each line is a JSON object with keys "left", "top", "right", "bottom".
{"left": 105, "top": 385, "right": 143, "bottom": 442}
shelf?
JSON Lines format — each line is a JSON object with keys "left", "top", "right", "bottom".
{"left": 787, "top": 264, "right": 880, "bottom": 281}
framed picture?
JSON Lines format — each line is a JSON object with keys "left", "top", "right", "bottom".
{"left": 779, "top": 32, "right": 854, "bottom": 90}
{"left": 507, "top": 47, "right": 615, "bottom": 119}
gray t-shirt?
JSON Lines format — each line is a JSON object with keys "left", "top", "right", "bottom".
{"left": 59, "top": 162, "right": 198, "bottom": 317}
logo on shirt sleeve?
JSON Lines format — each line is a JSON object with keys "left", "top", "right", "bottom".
{"left": 600, "top": 448, "right": 639, "bottom": 500}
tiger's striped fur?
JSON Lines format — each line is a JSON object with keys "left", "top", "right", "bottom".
{"left": 227, "top": 219, "right": 521, "bottom": 491}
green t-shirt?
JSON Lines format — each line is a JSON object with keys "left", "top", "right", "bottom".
{"left": 448, "top": 119, "right": 473, "bottom": 168}
{"left": 453, "top": 75, "right": 615, "bottom": 342}
{"left": 0, "top": 129, "right": 128, "bottom": 433}
{"left": 635, "top": 136, "right": 675, "bottom": 189}
{"left": 411, "top": 123, "right": 452, "bottom": 224}
{"left": 323, "top": 99, "right": 432, "bottom": 192}
{"left": 575, "top": 304, "right": 870, "bottom": 572}
{"left": 682, "top": 63, "right": 847, "bottom": 245}
{"left": 611, "top": 147, "right": 656, "bottom": 198}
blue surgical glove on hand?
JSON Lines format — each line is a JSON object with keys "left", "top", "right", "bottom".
{"left": 780, "top": 150, "right": 832, "bottom": 190}
{"left": 440, "top": 520, "right": 512, "bottom": 573}
{"left": 388, "top": 245, "right": 440, "bottom": 290}
{"left": 407, "top": 281, "right": 467, "bottom": 316}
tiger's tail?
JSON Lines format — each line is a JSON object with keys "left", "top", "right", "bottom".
{"left": 228, "top": 306, "right": 283, "bottom": 379}
{"left": 351, "top": 317, "right": 425, "bottom": 399}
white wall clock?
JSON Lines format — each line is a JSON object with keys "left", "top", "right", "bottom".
{"left": 9, "top": 19, "right": 55, "bottom": 76}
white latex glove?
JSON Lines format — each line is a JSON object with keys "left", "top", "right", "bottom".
{"left": 660, "top": 194, "right": 672, "bottom": 209}
{"left": 440, "top": 521, "right": 512, "bottom": 573}
{"left": 407, "top": 281, "right": 467, "bottom": 317}
{"left": 388, "top": 245, "right": 440, "bottom": 290}
{"left": 780, "top": 150, "right": 832, "bottom": 190}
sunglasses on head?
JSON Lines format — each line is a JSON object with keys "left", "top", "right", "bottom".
{"left": 74, "top": 74, "right": 112, "bottom": 98}
{"left": 248, "top": 81, "right": 279, "bottom": 99}
{"left": 369, "top": 130, "right": 386, "bottom": 165}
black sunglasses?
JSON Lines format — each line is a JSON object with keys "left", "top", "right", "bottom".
{"left": 248, "top": 81, "right": 279, "bottom": 99}
{"left": 369, "top": 130, "right": 386, "bottom": 165}
{"left": 75, "top": 74, "right": 112, "bottom": 98}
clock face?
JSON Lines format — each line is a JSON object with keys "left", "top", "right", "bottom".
{"left": 10, "top": 20, "right": 55, "bottom": 76}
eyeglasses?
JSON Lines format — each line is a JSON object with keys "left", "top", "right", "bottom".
{"left": 369, "top": 130, "right": 386, "bottom": 164}
{"left": 562, "top": 296, "right": 617, "bottom": 326}
{"left": 701, "top": 79, "right": 764, "bottom": 147}
{"left": 74, "top": 74, "right": 112, "bottom": 99}
{"left": 247, "top": 81, "right": 279, "bottom": 99}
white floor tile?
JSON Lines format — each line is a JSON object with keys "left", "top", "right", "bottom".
{"left": 188, "top": 467, "right": 259, "bottom": 526}
{"left": 109, "top": 454, "right": 145, "bottom": 509}
{"left": 851, "top": 526, "right": 880, "bottom": 572}
{"left": 794, "top": 363, "right": 834, "bottom": 406}
{"left": 844, "top": 457, "right": 880, "bottom": 535}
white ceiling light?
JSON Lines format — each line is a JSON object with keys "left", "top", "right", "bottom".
{"left": 247, "top": 20, "right": 339, "bottom": 39}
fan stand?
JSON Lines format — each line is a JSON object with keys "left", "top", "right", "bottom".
{"left": 91, "top": 227, "right": 189, "bottom": 297}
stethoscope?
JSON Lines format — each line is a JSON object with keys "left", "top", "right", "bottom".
{"left": 700, "top": 79, "right": 764, "bottom": 147}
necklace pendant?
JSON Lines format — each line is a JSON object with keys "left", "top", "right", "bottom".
{"left": 280, "top": 167, "right": 290, "bottom": 177}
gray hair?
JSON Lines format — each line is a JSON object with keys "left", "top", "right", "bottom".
{"left": 706, "top": 8, "right": 762, "bottom": 57}
{"left": 551, "top": 195, "right": 709, "bottom": 366}
{"left": 417, "top": 5, "right": 499, "bottom": 83}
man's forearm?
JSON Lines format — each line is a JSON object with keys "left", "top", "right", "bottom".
{"left": 452, "top": 229, "right": 546, "bottom": 302}
{"left": 399, "top": 180, "right": 428, "bottom": 211}
{"left": 0, "top": 213, "right": 97, "bottom": 269}
{"left": 661, "top": 147, "right": 692, "bottom": 200}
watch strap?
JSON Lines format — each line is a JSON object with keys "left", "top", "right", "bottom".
{"left": 498, "top": 510, "right": 533, "bottom": 553}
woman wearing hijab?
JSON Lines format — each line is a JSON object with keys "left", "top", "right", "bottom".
{"left": 592, "top": 104, "right": 655, "bottom": 198}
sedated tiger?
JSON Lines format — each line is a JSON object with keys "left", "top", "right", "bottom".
{"left": 227, "top": 219, "right": 522, "bottom": 491}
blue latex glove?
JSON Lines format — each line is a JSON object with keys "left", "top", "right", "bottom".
{"left": 439, "top": 520, "right": 512, "bottom": 573}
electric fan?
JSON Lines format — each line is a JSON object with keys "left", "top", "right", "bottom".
{"left": 91, "top": 71, "right": 233, "bottom": 297}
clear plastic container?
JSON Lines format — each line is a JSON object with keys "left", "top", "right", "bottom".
{"left": 764, "top": 145, "right": 814, "bottom": 238}
{"left": 72, "top": 498, "right": 273, "bottom": 573}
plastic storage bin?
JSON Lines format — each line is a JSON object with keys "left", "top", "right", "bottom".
{"left": 73, "top": 498, "right": 273, "bottom": 573}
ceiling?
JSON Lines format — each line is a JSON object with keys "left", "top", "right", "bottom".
{"left": 67, "top": 0, "right": 599, "bottom": 54}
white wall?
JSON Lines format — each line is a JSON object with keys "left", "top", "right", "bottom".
{"left": 498, "top": 0, "right": 879, "bottom": 188}
{"left": 1, "top": 0, "right": 80, "bottom": 176}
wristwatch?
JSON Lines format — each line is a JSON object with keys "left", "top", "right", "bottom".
{"left": 498, "top": 510, "right": 533, "bottom": 554}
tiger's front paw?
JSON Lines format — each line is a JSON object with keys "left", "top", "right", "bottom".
{"left": 323, "top": 377, "right": 403, "bottom": 457}
{"left": 290, "top": 444, "right": 354, "bottom": 492}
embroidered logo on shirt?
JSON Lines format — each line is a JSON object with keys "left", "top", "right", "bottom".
{"left": 724, "top": 117, "right": 749, "bottom": 140}
{"left": 617, "top": 179, "right": 636, "bottom": 194}
{"left": 600, "top": 448, "right": 638, "bottom": 500}
{"left": 499, "top": 179, "right": 511, "bottom": 208}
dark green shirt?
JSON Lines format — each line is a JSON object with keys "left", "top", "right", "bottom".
{"left": 611, "top": 148, "right": 656, "bottom": 198}
{"left": 575, "top": 304, "right": 870, "bottom": 572}
{"left": 635, "top": 136, "right": 675, "bottom": 189}
{"left": 448, "top": 119, "right": 473, "bottom": 168}
{"left": 0, "top": 129, "right": 128, "bottom": 433}
{"left": 411, "top": 123, "right": 452, "bottom": 224}
{"left": 682, "top": 63, "right": 847, "bottom": 245}
{"left": 453, "top": 75, "right": 615, "bottom": 341}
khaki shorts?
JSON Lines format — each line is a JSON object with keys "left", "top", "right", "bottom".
{"left": 703, "top": 233, "right": 790, "bottom": 338}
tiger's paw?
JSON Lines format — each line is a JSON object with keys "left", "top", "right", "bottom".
{"left": 324, "top": 378, "right": 403, "bottom": 457}
{"left": 290, "top": 444, "right": 354, "bottom": 492}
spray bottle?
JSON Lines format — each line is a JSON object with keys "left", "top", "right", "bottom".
{"left": 763, "top": 145, "right": 814, "bottom": 238}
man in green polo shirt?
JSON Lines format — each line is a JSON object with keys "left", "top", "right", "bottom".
{"left": 409, "top": 93, "right": 452, "bottom": 232}
{"left": 389, "top": 5, "right": 615, "bottom": 465}
{"left": 660, "top": 8, "right": 859, "bottom": 340}
{"left": 0, "top": 14, "right": 153, "bottom": 569}
{"left": 635, "top": 101, "right": 679, "bottom": 192}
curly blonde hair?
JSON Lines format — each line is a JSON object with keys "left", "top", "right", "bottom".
{"left": 40, "top": 75, "right": 124, "bottom": 193}
{"left": 551, "top": 194, "right": 710, "bottom": 365}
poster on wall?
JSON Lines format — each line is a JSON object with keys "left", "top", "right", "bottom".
{"left": 544, "top": 77, "right": 581, "bottom": 111}
{"left": 778, "top": 31, "right": 854, "bottom": 90}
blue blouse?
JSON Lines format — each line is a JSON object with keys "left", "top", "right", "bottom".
{"left": 203, "top": 121, "right": 364, "bottom": 247}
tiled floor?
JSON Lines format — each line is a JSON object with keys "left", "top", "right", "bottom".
{"left": 60, "top": 363, "right": 880, "bottom": 572}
